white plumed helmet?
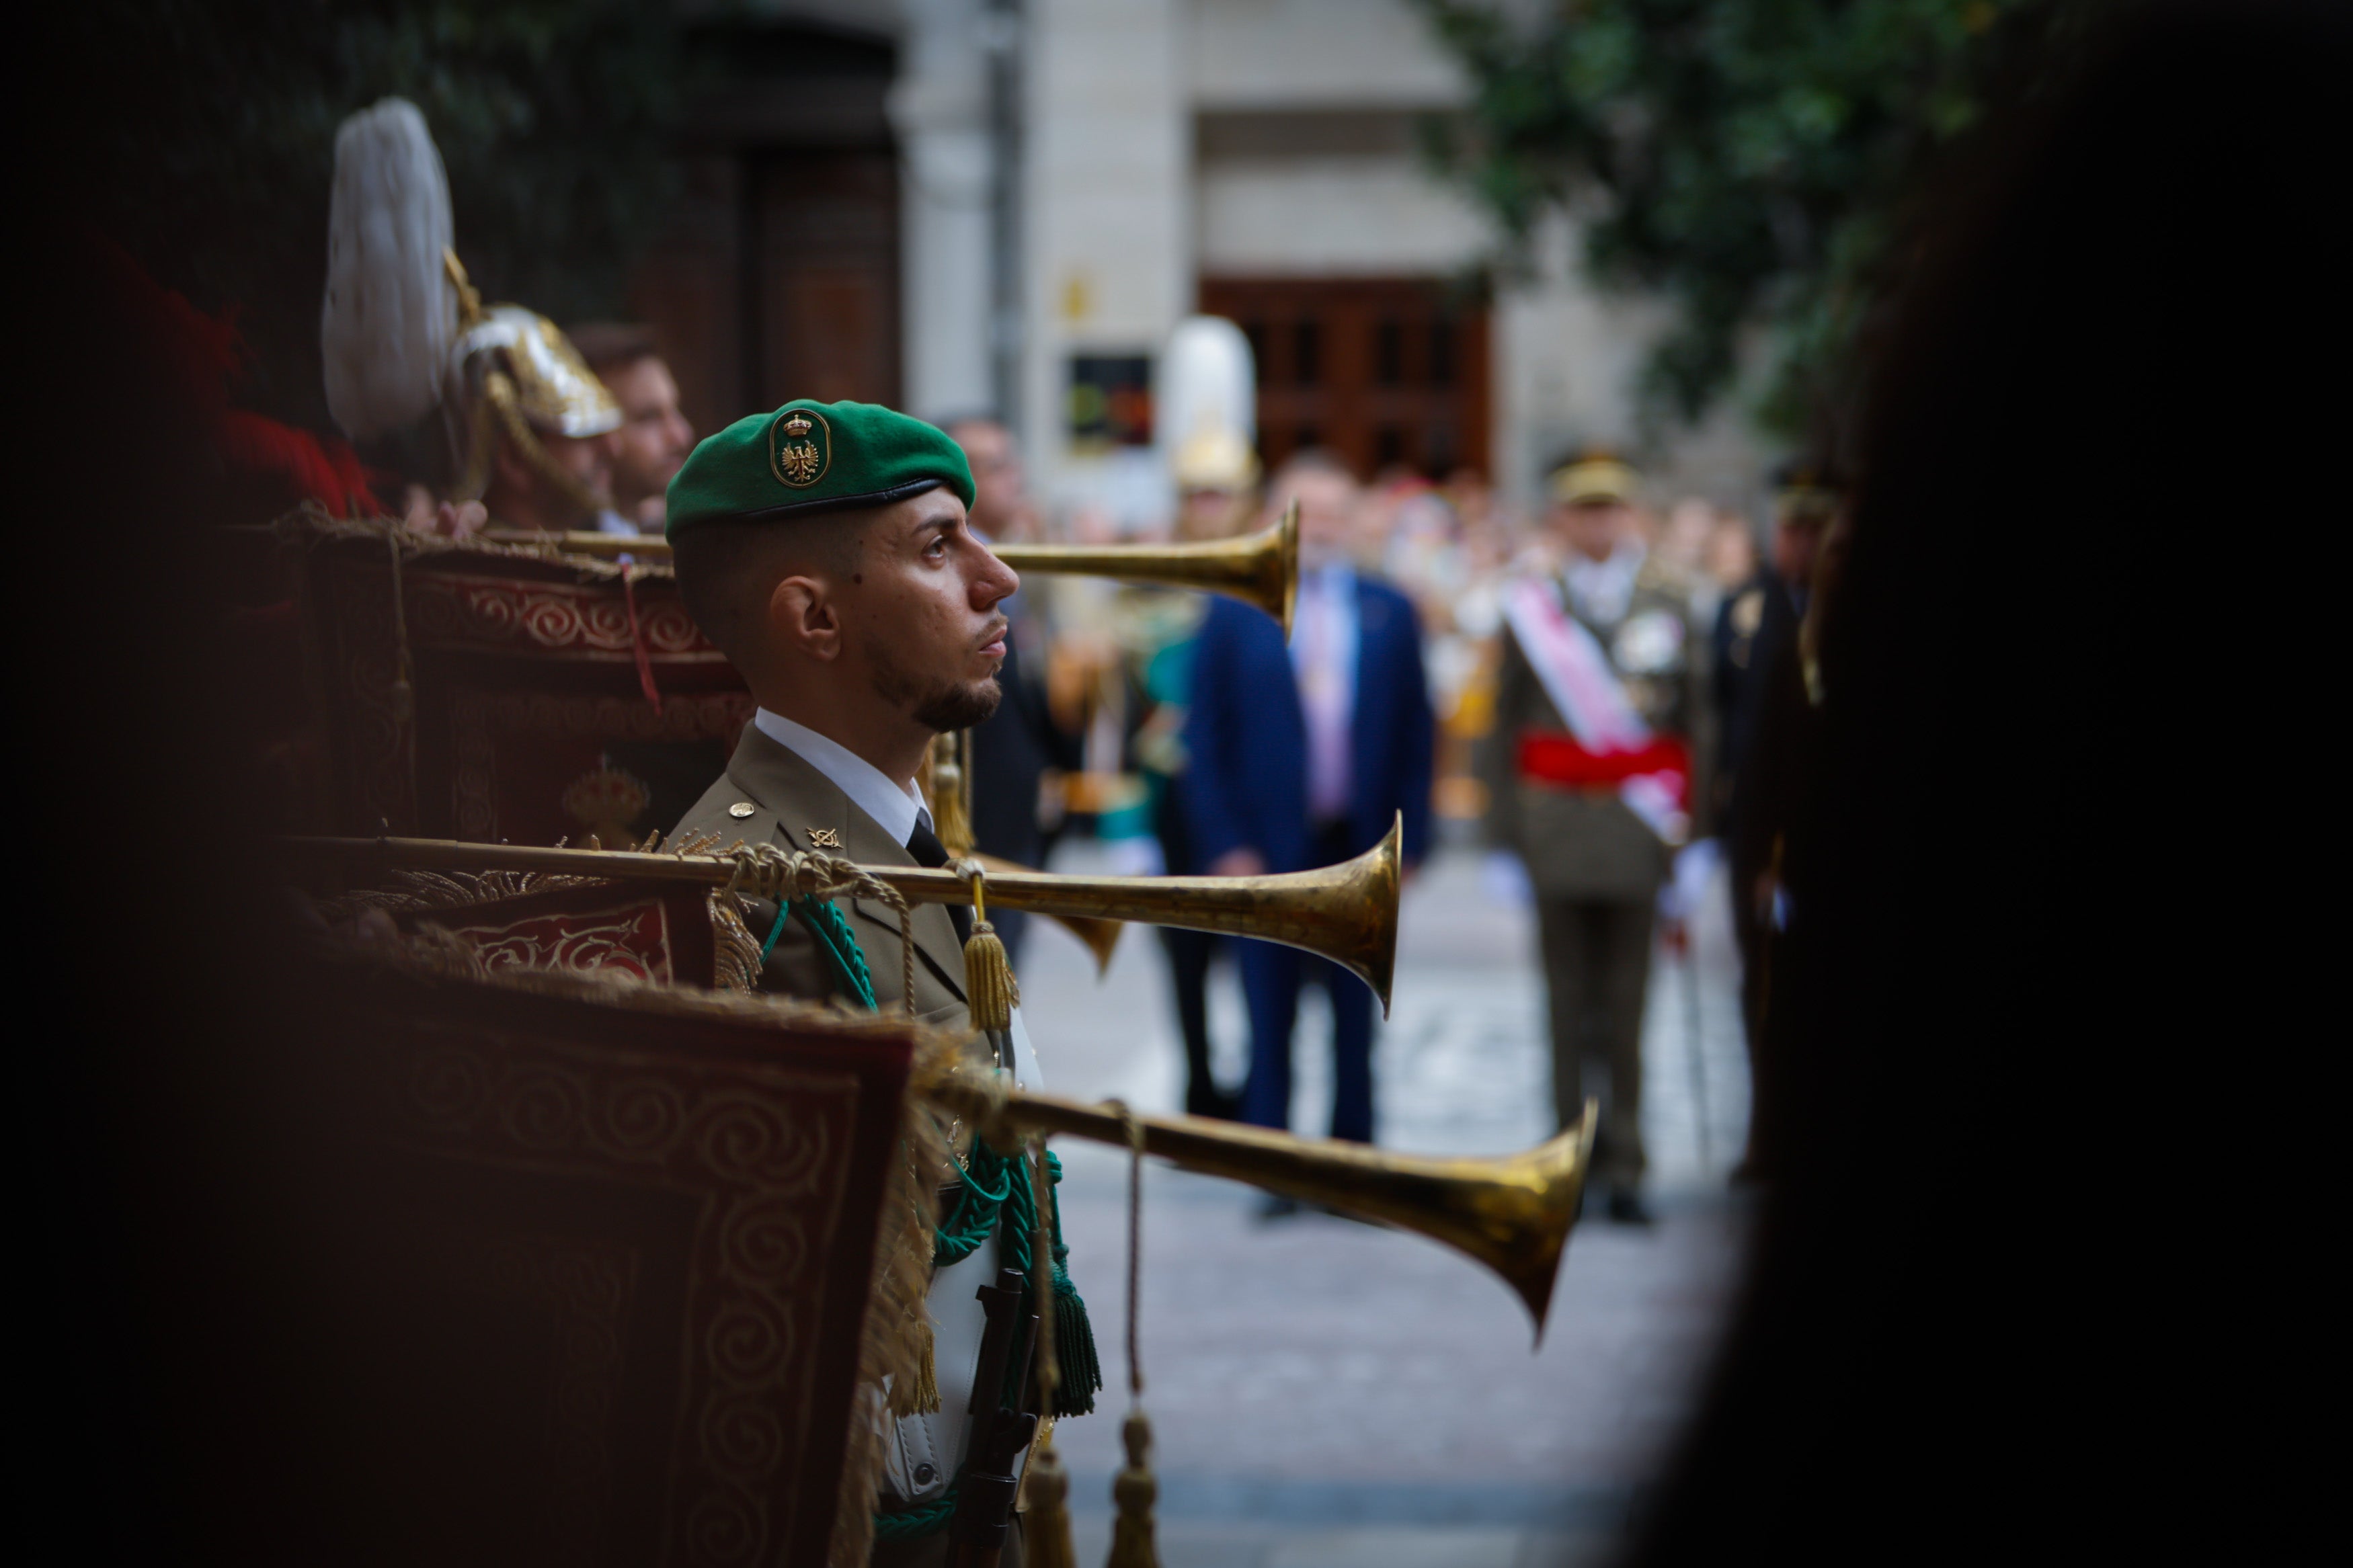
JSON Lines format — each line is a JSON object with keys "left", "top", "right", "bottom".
{"left": 320, "top": 98, "right": 455, "bottom": 442}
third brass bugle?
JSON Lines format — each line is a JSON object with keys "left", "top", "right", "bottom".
{"left": 485, "top": 501, "right": 1302, "bottom": 636}
{"left": 281, "top": 808, "right": 1402, "bottom": 1012}
{"left": 929, "top": 1079, "right": 1599, "bottom": 1340}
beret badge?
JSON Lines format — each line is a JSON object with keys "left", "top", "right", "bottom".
{"left": 769, "top": 407, "right": 832, "bottom": 488}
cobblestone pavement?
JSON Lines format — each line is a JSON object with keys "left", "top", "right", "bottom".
{"left": 1014, "top": 834, "right": 1755, "bottom": 1567}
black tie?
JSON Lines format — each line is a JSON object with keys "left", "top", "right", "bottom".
{"left": 904, "top": 819, "right": 972, "bottom": 945}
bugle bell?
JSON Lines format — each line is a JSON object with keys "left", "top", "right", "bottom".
{"left": 929, "top": 1075, "right": 1600, "bottom": 1341}
{"left": 280, "top": 809, "right": 1403, "bottom": 1011}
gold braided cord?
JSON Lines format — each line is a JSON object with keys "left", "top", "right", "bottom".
{"left": 1109, "top": 1100, "right": 1146, "bottom": 1399}
{"left": 721, "top": 841, "right": 919, "bottom": 1016}
{"left": 1107, "top": 1096, "right": 1163, "bottom": 1565}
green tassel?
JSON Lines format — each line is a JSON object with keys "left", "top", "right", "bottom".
{"left": 1049, "top": 1265, "right": 1101, "bottom": 1418}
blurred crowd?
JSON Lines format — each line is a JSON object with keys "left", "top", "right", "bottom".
{"left": 917, "top": 406, "right": 1841, "bottom": 1226}
{"left": 935, "top": 444, "right": 1777, "bottom": 866}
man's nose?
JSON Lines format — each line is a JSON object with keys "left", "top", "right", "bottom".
{"left": 974, "top": 543, "right": 1019, "bottom": 607}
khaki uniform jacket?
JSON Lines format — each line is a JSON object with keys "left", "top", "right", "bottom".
{"left": 674, "top": 721, "right": 970, "bottom": 1028}
{"left": 675, "top": 720, "right": 998, "bottom": 1511}
{"left": 1478, "top": 558, "right": 1714, "bottom": 901}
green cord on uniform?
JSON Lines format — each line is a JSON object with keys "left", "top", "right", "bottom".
{"left": 761, "top": 889, "right": 1102, "bottom": 1536}
{"left": 762, "top": 895, "right": 879, "bottom": 1009}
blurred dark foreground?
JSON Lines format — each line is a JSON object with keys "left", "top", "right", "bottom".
{"left": 16, "top": 2, "right": 2342, "bottom": 1561}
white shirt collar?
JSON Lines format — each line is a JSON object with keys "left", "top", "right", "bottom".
{"left": 752, "top": 708, "right": 931, "bottom": 847}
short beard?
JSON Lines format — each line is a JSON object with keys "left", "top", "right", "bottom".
{"left": 871, "top": 643, "right": 1003, "bottom": 733}
{"left": 912, "top": 677, "right": 1002, "bottom": 733}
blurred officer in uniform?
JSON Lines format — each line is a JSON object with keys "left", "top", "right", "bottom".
{"left": 1714, "top": 464, "right": 1840, "bottom": 1181}
{"left": 1480, "top": 452, "right": 1710, "bottom": 1225}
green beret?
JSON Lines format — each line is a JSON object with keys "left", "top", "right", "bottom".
{"left": 664, "top": 399, "right": 976, "bottom": 540}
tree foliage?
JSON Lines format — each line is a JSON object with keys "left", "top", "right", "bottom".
{"left": 1414, "top": 0, "right": 2099, "bottom": 436}
{"left": 45, "top": 0, "right": 692, "bottom": 430}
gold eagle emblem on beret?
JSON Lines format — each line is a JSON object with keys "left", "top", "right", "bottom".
{"left": 769, "top": 407, "right": 832, "bottom": 488}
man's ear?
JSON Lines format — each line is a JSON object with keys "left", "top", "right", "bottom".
{"left": 766, "top": 573, "right": 842, "bottom": 662}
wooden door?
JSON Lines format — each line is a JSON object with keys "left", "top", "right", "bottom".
{"left": 746, "top": 149, "right": 901, "bottom": 410}
{"left": 1198, "top": 277, "right": 1490, "bottom": 482}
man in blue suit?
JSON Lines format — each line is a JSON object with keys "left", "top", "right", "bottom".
{"left": 1182, "top": 451, "right": 1435, "bottom": 1151}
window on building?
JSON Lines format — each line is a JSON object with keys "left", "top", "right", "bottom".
{"left": 1199, "top": 277, "right": 1490, "bottom": 481}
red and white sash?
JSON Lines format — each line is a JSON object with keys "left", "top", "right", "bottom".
{"left": 1503, "top": 576, "right": 1690, "bottom": 843}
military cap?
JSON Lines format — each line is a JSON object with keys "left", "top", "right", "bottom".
{"left": 1771, "top": 459, "right": 1845, "bottom": 522}
{"left": 666, "top": 398, "right": 977, "bottom": 540}
{"left": 1548, "top": 451, "right": 1640, "bottom": 506}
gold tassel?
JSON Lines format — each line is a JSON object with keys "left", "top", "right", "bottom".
{"left": 1106, "top": 1407, "right": 1162, "bottom": 1567}
{"left": 888, "top": 1315, "right": 941, "bottom": 1417}
{"left": 960, "top": 868, "right": 1019, "bottom": 1033}
{"left": 1021, "top": 1428, "right": 1079, "bottom": 1568}
{"left": 928, "top": 730, "right": 977, "bottom": 858}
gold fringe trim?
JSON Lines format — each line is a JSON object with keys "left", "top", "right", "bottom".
{"left": 830, "top": 1028, "right": 959, "bottom": 1568}
{"left": 269, "top": 504, "right": 683, "bottom": 583}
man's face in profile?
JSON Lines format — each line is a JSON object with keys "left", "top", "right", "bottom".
{"left": 839, "top": 488, "right": 1020, "bottom": 733}
{"left": 600, "top": 357, "right": 694, "bottom": 507}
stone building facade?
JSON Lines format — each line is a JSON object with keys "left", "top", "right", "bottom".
{"left": 637, "top": 0, "right": 1765, "bottom": 525}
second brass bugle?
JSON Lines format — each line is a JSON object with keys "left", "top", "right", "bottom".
{"left": 280, "top": 809, "right": 1403, "bottom": 1012}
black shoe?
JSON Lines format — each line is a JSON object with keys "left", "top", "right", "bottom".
{"left": 1255, "top": 1192, "right": 1302, "bottom": 1221}
{"left": 1604, "top": 1185, "right": 1654, "bottom": 1227}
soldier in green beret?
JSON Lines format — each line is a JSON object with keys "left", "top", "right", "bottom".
{"left": 667, "top": 399, "right": 1092, "bottom": 1565}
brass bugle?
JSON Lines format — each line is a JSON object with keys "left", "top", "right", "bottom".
{"left": 932, "top": 1079, "right": 1599, "bottom": 1341}
{"left": 484, "top": 500, "right": 1302, "bottom": 637}
{"left": 990, "top": 500, "right": 1299, "bottom": 637}
{"left": 281, "top": 809, "right": 1402, "bottom": 1012}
